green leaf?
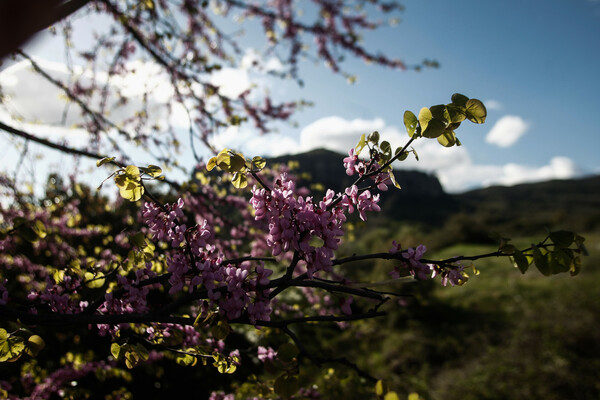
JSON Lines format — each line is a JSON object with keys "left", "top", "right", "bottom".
{"left": 446, "top": 104, "right": 466, "bottom": 123}
{"left": 206, "top": 157, "right": 217, "bottom": 171}
{"left": 123, "top": 343, "right": 149, "bottom": 369}
{"left": 115, "top": 174, "right": 144, "bottom": 202}
{"left": 25, "top": 335, "right": 45, "bottom": 357}
{"left": 124, "top": 165, "right": 141, "bottom": 178}
{"left": 111, "top": 343, "right": 121, "bottom": 359}
{"left": 368, "top": 131, "right": 380, "bottom": 145}
{"left": 231, "top": 171, "right": 248, "bottom": 189}
{"left": 531, "top": 245, "right": 551, "bottom": 276}
{"left": 229, "top": 153, "right": 246, "bottom": 172}
{"left": 375, "top": 380, "right": 389, "bottom": 396}
{"left": 355, "top": 133, "right": 367, "bottom": 154}
{"left": 421, "top": 117, "right": 446, "bottom": 139}
{"left": 216, "top": 149, "right": 232, "bottom": 170}
{"left": 429, "top": 104, "right": 450, "bottom": 123}
{"left": 211, "top": 320, "right": 231, "bottom": 340}
{"left": 176, "top": 352, "right": 198, "bottom": 367}
{"left": 96, "top": 157, "right": 115, "bottom": 167}
{"left": 437, "top": 131, "right": 457, "bottom": 147}
{"left": 549, "top": 230, "right": 575, "bottom": 249}
{"left": 32, "top": 220, "right": 47, "bottom": 239}
{"left": 384, "top": 392, "right": 400, "bottom": 400}
{"left": 388, "top": 171, "right": 401, "bottom": 189}
{"left": 380, "top": 140, "right": 392, "bottom": 156}
{"left": 274, "top": 374, "right": 299, "bottom": 399}
{"left": 140, "top": 164, "right": 163, "bottom": 178}
{"left": 511, "top": 250, "right": 530, "bottom": 274}
{"left": 418, "top": 107, "right": 433, "bottom": 133}
{"left": 277, "top": 343, "right": 299, "bottom": 363}
{"left": 451, "top": 93, "right": 469, "bottom": 108}
{"left": 0, "top": 329, "right": 25, "bottom": 362}
{"left": 84, "top": 271, "right": 105, "bottom": 289}
{"left": 403, "top": 111, "right": 419, "bottom": 138}
{"left": 251, "top": 156, "right": 266, "bottom": 170}
{"left": 465, "top": 98, "right": 487, "bottom": 124}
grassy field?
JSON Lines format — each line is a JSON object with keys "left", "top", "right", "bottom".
{"left": 325, "top": 231, "right": 600, "bottom": 399}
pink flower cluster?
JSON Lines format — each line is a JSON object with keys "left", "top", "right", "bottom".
{"left": 250, "top": 171, "right": 384, "bottom": 277}
{"left": 343, "top": 148, "right": 393, "bottom": 191}
{"left": 143, "top": 198, "right": 274, "bottom": 323}
{"left": 251, "top": 174, "right": 347, "bottom": 278}
{"left": 388, "top": 242, "right": 466, "bottom": 286}
{"left": 257, "top": 345, "right": 277, "bottom": 362}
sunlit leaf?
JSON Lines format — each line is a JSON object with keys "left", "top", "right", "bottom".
{"left": 403, "top": 111, "right": 418, "bottom": 138}
{"left": 110, "top": 343, "right": 121, "bottom": 359}
{"left": 465, "top": 98, "right": 487, "bottom": 124}
{"left": 451, "top": 93, "right": 469, "bottom": 107}
{"left": 375, "top": 380, "right": 389, "bottom": 396}
{"left": 421, "top": 117, "right": 446, "bottom": 139}
{"left": 437, "top": 131, "right": 457, "bottom": 147}
{"left": 96, "top": 157, "right": 115, "bottom": 167}
{"left": 251, "top": 156, "right": 266, "bottom": 170}
{"left": 418, "top": 107, "right": 432, "bottom": 133}
{"left": 25, "top": 335, "right": 45, "bottom": 357}
{"left": 231, "top": 172, "right": 248, "bottom": 189}
{"left": 368, "top": 131, "right": 380, "bottom": 145}
{"left": 0, "top": 329, "right": 25, "bottom": 362}
{"left": 355, "top": 133, "right": 367, "bottom": 154}
{"left": 207, "top": 157, "right": 217, "bottom": 171}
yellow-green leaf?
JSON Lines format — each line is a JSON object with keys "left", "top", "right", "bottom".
{"left": 96, "top": 157, "right": 115, "bottom": 167}
{"left": 403, "top": 110, "right": 419, "bottom": 138}
{"left": 465, "top": 98, "right": 487, "bottom": 124}
{"left": 25, "top": 335, "right": 45, "bottom": 357}
{"left": 207, "top": 157, "right": 218, "bottom": 171}
{"left": 231, "top": 172, "right": 248, "bottom": 189}
{"left": 0, "top": 329, "right": 25, "bottom": 362}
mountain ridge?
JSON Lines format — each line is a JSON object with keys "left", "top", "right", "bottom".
{"left": 268, "top": 148, "right": 600, "bottom": 233}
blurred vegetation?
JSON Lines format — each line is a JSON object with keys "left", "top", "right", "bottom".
{"left": 273, "top": 150, "right": 600, "bottom": 399}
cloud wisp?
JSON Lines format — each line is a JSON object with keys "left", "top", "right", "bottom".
{"left": 485, "top": 115, "right": 529, "bottom": 147}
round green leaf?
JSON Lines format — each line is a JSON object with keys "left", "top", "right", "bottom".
{"left": 437, "top": 131, "right": 457, "bottom": 147}
{"left": 421, "top": 117, "right": 446, "bottom": 138}
{"left": 25, "top": 335, "right": 45, "bottom": 357}
{"left": 403, "top": 111, "right": 418, "bottom": 138}
{"left": 465, "top": 98, "right": 487, "bottom": 124}
{"left": 451, "top": 93, "right": 469, "bottom": 107}
{"left": 417, "top": 107, "right": 433, "bottom": 133}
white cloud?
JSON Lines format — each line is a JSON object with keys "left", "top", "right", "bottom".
{"left": 484, "top": 99, "right": 502, "bottom": 110}
{"left": 294, "top": 115, "right": 581, "bottom": 193}
{"left": 210, "top": 125, "right": 300, "bottom": 157}
{"left": 485, "top": 115, "right": 529, "bottom": 147}
{"left": 299, "top": 116, "right": 387, "bottom": 153}
{"left": 0, "top": 58, "right": 175, "bottom": 128}
{"left": 210, "top": 67, "right": 251, "bottom": 99}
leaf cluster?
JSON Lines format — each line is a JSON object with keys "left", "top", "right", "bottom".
{"left": 207, "top": 149, "right": 266, "bottom": 189}
{"left": 498, "top": 230, "right": 587, "bottom": 276}
{"left": 403, "top": 93, "right": 487, "bottom": 147}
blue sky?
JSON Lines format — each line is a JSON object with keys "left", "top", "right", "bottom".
{"left": 1, "top": 0, "right": 599, "bottom": 193}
